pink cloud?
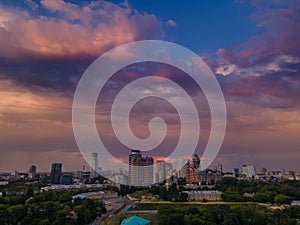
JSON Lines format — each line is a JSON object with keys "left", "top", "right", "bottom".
{"left": 0, "top": 0, "right": 163, "bottom": 56}
{"left": 166, "top": 19, "right": 177, "bottom": 27}
{"left": 40, "top": 0, "right": 81, "bottom": 18}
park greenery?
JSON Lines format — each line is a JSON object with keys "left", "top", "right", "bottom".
{"left": 217, "top": 177, "right": 300, "bottom": 204}
{"left": 128, "top": 178, "right": 300, "bottom": 204}
{"left": 1, "top": 178, "right": 300, "bottom": 224}
{"left": 0, "top": 181, "right": 106, "bottom": 225}
{"left": 155, "top": 203, "right": 300, "bottom": 225}
{"left": 102, "top": 203, "right": 300, "bottom": 225}
{"left": 132, "top": 184, "right": 188, "bottom": 202}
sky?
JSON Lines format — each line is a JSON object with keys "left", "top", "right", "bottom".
{"left": 0, "top": 0, "right": 299, "bottom": 172}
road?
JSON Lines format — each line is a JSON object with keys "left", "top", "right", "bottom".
{"left": 93, "top": 196, "right": 135, "bottom": 225}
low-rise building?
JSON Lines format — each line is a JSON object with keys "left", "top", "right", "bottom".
{"left": 243, "top": 192, "right": 255, "bottom": 198}
{"left": 184, "top": 190, "right": 222, "bottom": 201}
{"left": 291, "top": 201, "right": 300, "bottom": 206}
{"left": 0, "top": 179, "right": 9, "bottom": 186}
{"left": 72, "top": 190, "right": 118, "bottom": 200}
{"left": 223, "top": 172, "right": 235, "bottom": 178}
{"left": 281, "top": 171, "right": 295, "bottom": 180}
{"left": 41, "top": 183, "right": 111, "bottom": 191}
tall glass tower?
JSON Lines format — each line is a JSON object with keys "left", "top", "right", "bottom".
{"left": 91, "top": 153, "right": 99, "bottom": 178}
{"left": 50, "top": 163, "right": 62, "bottom": 184}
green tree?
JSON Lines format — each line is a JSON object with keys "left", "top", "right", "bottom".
{"left": 274, "top": 194, "right": 291, "bottom": 205}
{"left": 39, "top": 219, "right": 51, "bottom": 225}
{"left": 253, "top": 192, "right": 272, "bottom": 203}
{"left": 221, "top": 190, "right": 246, "bottom": 202}
{"left": 8, "top": 204, "right": 27, "bottom": 224}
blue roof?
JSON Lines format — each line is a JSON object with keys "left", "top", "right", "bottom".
{"left": 121, "top": 216, "right": 151, "bottom": 225}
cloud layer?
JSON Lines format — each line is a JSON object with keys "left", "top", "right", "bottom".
{"left": 0, "top": 0, "right": 163, "bottom": 56}
{"left": 0, "top": 0, "right": 299, "bottom": 172}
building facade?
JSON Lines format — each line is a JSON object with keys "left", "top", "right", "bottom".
{"left": 50, "top": 163, "right": 62, "bottom": 184}
{"left": 156, "top": 160, "right": 166, "bottom": 183}
{"left": 185, "top": 155, "right": 222, "bottom": 185}
{"left": 241, "top": 165, "right": 257, "bottom": 178}
{"left": 28, "top": 165, "right": 37, "bottom": 178}
{"left": 91, "top": 153, "right": 99, "bottom": 178}
{"left": 129, "top": 150, "right": 153, "bottom": 186}
{"left": 186, "top": 154, "right": 201, "bottom": 184}
{"left": 177, "top": 159, "right": 188, "bottom": 178}
{"left": 61, "top": 173, "right": 74, "bottom": 185}
{"left": 184, "top": 190, "right": 222, "bottom": 201}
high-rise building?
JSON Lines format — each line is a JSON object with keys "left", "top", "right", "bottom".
{"left": 186, "top": 155, "right": 201, "bottom": 184}
{"left": 192, "top": 154, "right": 201, "bottom": 169}
{"left": 129, "top": 150, "right": 153, "bottom": 186}
{"left": 50, "top": 163, "right": 62, "bottom": 184}
{"left": 177, "top": 159, "right": 188, "bottom": 178}
{"left": 61, "top": 173, "right": 74, "bottom": 185}
{"left": 234, "top": 168, "right": 240, "bottom": 177}
{"left": 28, "top": 165, "right": 37, "bottom": 178}
{"left": 165, "top": 162, "right": 174, "bottom": 178}
{"left": 91, "top": 153, "right": 99, "bottom": 178}
{"left": 214, "top": 163, "right": 223, "bottom": 173}
{"left": 156, "top": 160, "right": 166, "bottom": 183}
{"left": 241, "top": 165, "right": 256, "bottom": 178}
{"left": 185, "top": 154, "right": 222, "bottom": 185}
{"left": 129, "top": 150, "right": 142, "bottom": 185}
{"left": 28, "top": 165, "right": 37, "bottom": 173}
{"left": 112, "top": 174, "right": 127, "bottom": 185}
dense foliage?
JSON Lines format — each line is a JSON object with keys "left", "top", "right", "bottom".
{"left": 130, "top": 203, "right": 300, "bottom": 225}
{"left": 132, "top": 184, "right": 187, "bottom": 202}
{"left": 130, "top": 178, "right": 300, "bottom": 204}
{"left": 0, "top": 182, "right": 106, "bottom": 225}
{"left": 217, "top": 178, "right": 300, "bottom": 204}
{"left": 156, "top": 204, "right": 300, "bottom": 225}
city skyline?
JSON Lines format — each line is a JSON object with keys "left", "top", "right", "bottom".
{"left": 0, "top": 156, "right": 298, "bottom": 175}
{"left": 2, "top": 154, "right": 300, "bottom": 188}
{"left": 0, "top": 0, "right": 300, "bottom": 172}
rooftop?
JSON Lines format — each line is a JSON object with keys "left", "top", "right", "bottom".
{"left": 121, "top": 216, "right": 151, "bottom": 225}
{"left": 184, "top": 190, "right": 222, "bottom": 194}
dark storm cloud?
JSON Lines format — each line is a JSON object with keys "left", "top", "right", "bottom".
{"left": 0, "top": 52, "right": 94, "bottom": 94}
{"left": 0, "top": 0, "right": 164, "bottom": 94}
{"left": 217, "top": 67, "right": 300, "bottom": 109}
